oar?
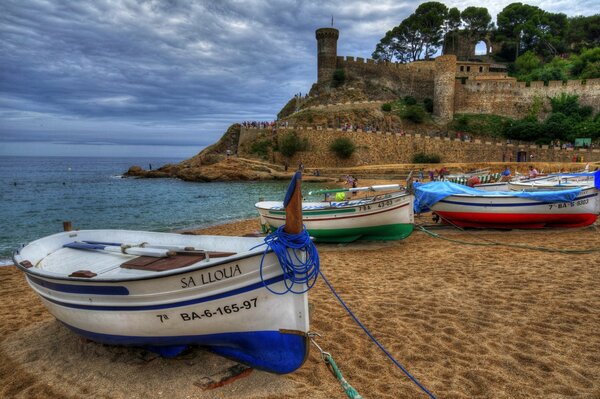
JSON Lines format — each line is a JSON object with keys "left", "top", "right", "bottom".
{"left": 84, "top": 240, "right": 197, "bottom": 252}
{"left": 82, "top": 241, "right": 236, "bottom": 258}
{"left": 64, "top": 242, "right": 173, "bottom": 258}
{"left": 284, "top": 171, "right": 303, "bottom": 234}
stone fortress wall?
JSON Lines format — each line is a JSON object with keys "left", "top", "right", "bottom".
{"left": 455, "top": 78, "right": 600, "bottom": 118}
{"left": 238, "top": 126, "right": 600, "bottom": 168}
{"left": 316, "top": 28, "right": 600, "bottom": 121}
{"left": 335, "top": 56, "right": 436, "bottom": 101}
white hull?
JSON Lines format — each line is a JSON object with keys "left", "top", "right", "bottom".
{"left": 256, "top": 192, "right": 414, "bottom": 242}
{"left": 14, "top": 230, "right": 310, "bottom": 373}
{"left": 431, "top": 187, "right": 599, "bottom": 228}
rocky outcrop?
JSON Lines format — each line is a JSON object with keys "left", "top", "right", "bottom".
{"left": 124, "top": 157, "right": 335, "bottom": 182}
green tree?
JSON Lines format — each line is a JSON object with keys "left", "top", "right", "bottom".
{"left": 443, "top": 7, "right": 462, "bottom": 54}
{"left": 571, "top": 47, "right": 600, "bottom": 78}
{"left": 567, "top": 15, "right": 600, "bottom": 52}
{"left": 279, "top": 132, "right": 305, "bottom": 158}
{"left": 461, "top": 7, "right": 493, "bottom": 40}
{"left": 515, "top": 51, "right": 541, "bottom": 76}
{"left": 329, "top": 137, "right": 356, "bottom": 159}
{"left": 529, "top": 57, "right": 569, "bottom": 83}
{"left": 400, "top": 105, "right": 427, "bottom": 123}
{"left": 373, "top": 2, "right": 448, "bottom": 62}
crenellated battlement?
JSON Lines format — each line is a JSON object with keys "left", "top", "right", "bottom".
{"left": 462, "top": 77, "right": 600, "bottom": 91}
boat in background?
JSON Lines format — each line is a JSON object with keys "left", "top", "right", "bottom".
{"left": 13, "top": 174, "right": 312, "bottom": 374}
{"left": 508, "top": 172, "right": 598, "bottom": 191}
{"left": 414, "top": 181, "right": 600, "bottom": 229}
{"left": 256, "top": 184, "right": 414, "bottom": 243}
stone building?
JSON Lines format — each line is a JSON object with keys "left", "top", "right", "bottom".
{"left": 313, "top": 27, "right": 600, "bottom": 123}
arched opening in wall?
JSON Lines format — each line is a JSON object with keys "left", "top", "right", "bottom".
{"left": 475, "top": 40, "right": 489, "bottom": 55}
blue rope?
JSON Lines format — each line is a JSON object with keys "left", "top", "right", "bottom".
{"left": 320, "top": 271, "right": 437, "bottom": 399}
{"left": 258, "top": 225, "right": 320, "bottom": 295}
{"left": 255, "top": 223, "right": 435, "bottom": 398}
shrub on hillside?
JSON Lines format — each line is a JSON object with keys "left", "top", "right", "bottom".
{"left": 423, "top": 98, "right": 434, "bottom": 113}
{"left": 403, "top": 96, "right": 417, "bottom": 105}
{"left": 400, "top": 104, "right": 426, "bottom": 123}
{"left": 329, "top": 137, "right": 356, "bottom": 159}
{"left": 250, "top": 139, "right": 271, "bottom": 159}
{"left": 381, "top": 103, "right": 392, "bottom": 112}
{"left": 332, "top": 69, "right": 346, "bottom": 87}
{"left": 279, "top": 132, "right": 307, "bottom": 158}
{"left": 412, "top": 153, "right": 441, "bottom": 163}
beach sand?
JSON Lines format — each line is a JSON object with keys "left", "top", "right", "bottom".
{"left": 1, "top": 216, "right": 599, "bottom": 398}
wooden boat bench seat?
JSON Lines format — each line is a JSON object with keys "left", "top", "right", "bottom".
{"left": 120, "top": 251, "right": 236, "bottom": 272}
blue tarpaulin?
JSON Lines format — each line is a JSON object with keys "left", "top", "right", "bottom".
{"left": 413, "top": 181, "right": 584, "bottom": 213}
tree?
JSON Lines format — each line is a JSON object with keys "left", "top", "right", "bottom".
{"left": 329, "top": 137, "right": 356, "bottom": 159}
{"left": 567, "top": 15, "right": 600, "bottom": 52}
{"left": 279, "top": 132, "right": 305, "bottom": 158}
{"left": 443, "top": 7, "right": 462, "bottom": 54}
{"left": 413, "top": 2, "right": 449, "bottom": 59}
{"left": 571, "top": 47, "right": 600, "bottom": 78}
{"left": 496, "top": 3, "right": 544, "bottom": 61}
{"left": 373, "top": 2, "right": 448, "bottom": 62}
{"left": 461, "top": 7, "right": 493, "bottom": 40}
{"left": 515, "top": 51, "right": 541, "bottom": 76}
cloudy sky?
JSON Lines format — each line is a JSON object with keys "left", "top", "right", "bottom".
{"left": 1, "top": 0, "right": 597, "bottom": 158}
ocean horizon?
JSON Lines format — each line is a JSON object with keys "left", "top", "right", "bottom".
{"left": 0, "top": 155, "right": 327, "bottom": 265}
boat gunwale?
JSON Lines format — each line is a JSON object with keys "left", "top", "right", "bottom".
{"left": 255, "top": 191, "right": 411, "bottom": 212}
{"left": 12, "top": 233, "right": 273, "bottom": 284}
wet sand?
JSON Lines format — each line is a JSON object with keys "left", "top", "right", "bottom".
{"left": 1, "top": 217, "right": 599, "bottom": 398}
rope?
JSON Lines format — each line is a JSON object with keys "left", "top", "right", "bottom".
{"left": 418, "top": 216, "right": 600, "bottom": 254}
{"left": 258, "top": 225, "right": 320, "bottom": 295}
{"left": 325, "top": 353, "right": 364, "bottom": 399}
{"left": 320, "top": 271, "right": 437, "bottom": 399}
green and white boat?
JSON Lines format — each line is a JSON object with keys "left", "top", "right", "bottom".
{"left": 255, "top": 184, "right": 414, "bottom": 243}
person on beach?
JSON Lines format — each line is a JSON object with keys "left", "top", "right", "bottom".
{"left": 528, "top": 165, "right": 539, "bottom": 178}
{"left": 502, "top": 166, "right": 511, "bottom": 176}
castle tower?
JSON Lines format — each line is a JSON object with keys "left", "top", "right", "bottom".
{"left": 433, "top": 55, "right": 457, "bottom": 122}
{"left": 315, "top": 27, "right": 339, "bottom": 84}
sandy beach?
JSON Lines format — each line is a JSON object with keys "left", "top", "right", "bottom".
{"left": 1, "top": 215, "right": 599, "bottom": 398}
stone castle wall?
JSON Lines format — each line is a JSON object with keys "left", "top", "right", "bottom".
{"left": 315, "top": 27, "right": 600, "bottom": 121}
{"left": 454, "top": 78, "right": 600, "bottom": 117}
{"left": 335, "top": 56, "right": 436, "bottom": 100}
{"left": 238, "top": 127, "right": 600, "bottom": 168}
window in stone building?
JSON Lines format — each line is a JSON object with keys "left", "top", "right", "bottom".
{"left": 479, "top": 66, "right": 483, "bottom": 72}
{"left": 467, "top": 66, "right": 471, "bottom": 72}
{"left": 460, "top": 66, "right": 464, "bottom": 72}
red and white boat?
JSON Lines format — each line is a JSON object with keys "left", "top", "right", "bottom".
{"left": 415, "top": 181, "right": 599, "bottom": 229}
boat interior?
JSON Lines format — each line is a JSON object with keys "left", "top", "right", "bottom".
{"left": 13, "top": 230, "right": 265, "bottom": 280}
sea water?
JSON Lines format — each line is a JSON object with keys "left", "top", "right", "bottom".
{"left": 0, "top": 156, "right": 328, "bottom": 265}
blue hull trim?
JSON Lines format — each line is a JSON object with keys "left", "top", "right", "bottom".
{"left": 36, "top": 275, "right": 286, "bottom": 311}
{"left": 63, "top": 323, "right": 308, "bottom": 374}
{"left": 27, "top": 275, "right": 129, "bottom": 295}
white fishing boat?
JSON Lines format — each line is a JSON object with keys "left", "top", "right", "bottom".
{"left": 414, "top": 181, "right": 600, "bottom": 229}
{"left": 508, "top": 172, "right": 597, "bottom": 191}
{"left": 256, "top": 184, "right": 414, "bottom": 243}
{"left": 13, "top": 174, "right": 314, "bottom": 374}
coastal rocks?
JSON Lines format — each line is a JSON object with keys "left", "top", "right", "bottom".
{"left": 124, "top": 165, "right": 143, "bottom": 176}
{"left": 123, "top": 165, "right": 174, "bottom": 178}
{"left": 125, "top": 158, "right": 310, "bottom": 182}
